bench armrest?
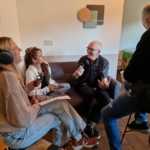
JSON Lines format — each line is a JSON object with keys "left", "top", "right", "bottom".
{"left": 107, "top": 76, "right": 122, "bottom": 100}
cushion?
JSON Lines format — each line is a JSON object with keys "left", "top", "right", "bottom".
{"left": 49, "top": 62, "right": 77, "bottom": 86}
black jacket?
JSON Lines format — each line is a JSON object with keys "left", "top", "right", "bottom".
{"left": 74, "top": 55, "right": 109, "bottom": 89}
{"left": 124, "top": 30, "right": 150, "bottom": 85}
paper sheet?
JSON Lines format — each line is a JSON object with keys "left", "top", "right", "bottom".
{"left": 39, "top": 94, "right": 71, "bottom": 106}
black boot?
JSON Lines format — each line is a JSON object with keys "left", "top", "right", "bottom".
{"left": 84, "top": 121, "right": 101, "bottom": 139}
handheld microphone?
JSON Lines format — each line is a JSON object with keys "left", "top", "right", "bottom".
{"left": 79, "top": 63, "right": 84, "bottom": 69}
{"left": 34, "top": 74, "right": 43, "bottom": 86}
{"left": 36, "top": 74, "right": 43, "bottom": 80}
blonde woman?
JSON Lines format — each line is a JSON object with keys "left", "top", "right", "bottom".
{"left": 0, "top": 37, "right": 97, "bottom": 150}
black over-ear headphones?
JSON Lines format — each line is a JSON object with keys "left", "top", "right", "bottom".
{"left": 0, "top": 49, "right": 13, "bottom": 65}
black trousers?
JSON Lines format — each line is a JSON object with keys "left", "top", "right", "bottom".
{"left": 76, "top": 84, "right": 111, "bottom": 124}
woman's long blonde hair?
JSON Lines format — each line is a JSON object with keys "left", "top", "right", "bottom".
{"left": 0, "top": 37, "right": 24, "bottom": 86}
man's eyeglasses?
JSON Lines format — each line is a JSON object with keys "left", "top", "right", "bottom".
{"left": 86, "top": 47, "right": 99, "bottom": 52}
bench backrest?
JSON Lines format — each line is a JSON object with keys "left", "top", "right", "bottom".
{"left": 48, "top": 61, "right": 78, "bottom": 86}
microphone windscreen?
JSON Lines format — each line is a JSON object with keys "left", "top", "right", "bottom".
{"left": 80, "top": 63, "right": 84, "bottom": 68}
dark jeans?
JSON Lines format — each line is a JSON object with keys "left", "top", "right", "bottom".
{"left": 124, "top": 81, "right": 147, "bottom": 122}
{"left": 76, "top": 84, "right": 111, "bottom": 124}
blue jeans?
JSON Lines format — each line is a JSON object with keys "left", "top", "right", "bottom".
{"left": 1, "top": 100, "right": 86, "bottom": 149}
{"left": 101, "top": 91, "right": 139, "bottom": 150}
{"left": 124, "top": 81, "right": 147, "bottom": 123}
{"left": 50, "top": 83, "right": 70, "bottom": 98}
{"left": 37, "top": 83, "right": 71, "bottom": 102}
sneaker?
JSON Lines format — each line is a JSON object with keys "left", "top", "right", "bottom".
{"left": 72, "top": 136, "right": 97, "bottom": 150}
{"left": 84, "top": 121, "right": 101, "bottom": 139}
{"left": 93, "top": 127, "right": 101, "bottom": 139}
{"left": 127, "top": 121, "right": 150, "bottom": 134}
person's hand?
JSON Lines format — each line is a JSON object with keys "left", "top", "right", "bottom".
{"left": 27, "top": 79, "right": 42, "bottom": 90}
{"left": 72, "top": 67, "right": 84, "bottom": 79}
{"left": 48, "top": 84, "right": 54, "bottom": 92}
{"left": 31, "top": 95, "right": 39, "bottom": 105}
{"left": 53, "top": 83, "right": 64, "bottom": 89}
{"left": 98, "top": 77, "right": 111, "bottom": 90}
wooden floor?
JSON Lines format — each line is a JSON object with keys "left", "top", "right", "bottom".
{"left": 43, "top": 72, "right": 150, "bottom": 150}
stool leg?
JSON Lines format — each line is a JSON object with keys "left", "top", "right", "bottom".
{"left": 148, "top": 134, "right": 150, "bottom": 145}
{"left": 121, "top": 114, "right": 132, "bottom": 143}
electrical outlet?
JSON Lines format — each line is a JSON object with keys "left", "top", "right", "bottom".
{"left": 44, "top": 40, "right": 53, "bottom": 46}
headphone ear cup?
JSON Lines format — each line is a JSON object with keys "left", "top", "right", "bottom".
{"left": 0, "top": 50, "right": 13, "bottom": 65}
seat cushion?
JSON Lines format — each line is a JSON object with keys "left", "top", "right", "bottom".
{"left": 66, "top": 87, "right": 100, "bottom": 115}
{"left": 66, "top": 87, "right": 83, "bottom": 108}
{"left": 49, "top": 62, "right": 77, "bottom": 86}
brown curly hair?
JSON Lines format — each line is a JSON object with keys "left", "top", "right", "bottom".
{"left": 24, "top": 47, "right": 51, "bottom": 84}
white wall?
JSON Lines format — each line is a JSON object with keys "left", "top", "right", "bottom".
{"left": 15, "top": 0, "right": 124, "bottom": 78}
{"left": 0, "top": 0, "right": 124, "bottom": 78}
{"left": 0, "top": 0, "right": 24, "bottom": 75}
{"left": 119, "top": 0, "right": 150, "bottom": 51}
{"left": 0, "top": 10, "right": 3, "bottom": 35}
{"left": 0, "top": 0, "right": 21, "bottom": 46}
{"left": 16, "top": 0, "right": 124, "bottom": 56}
